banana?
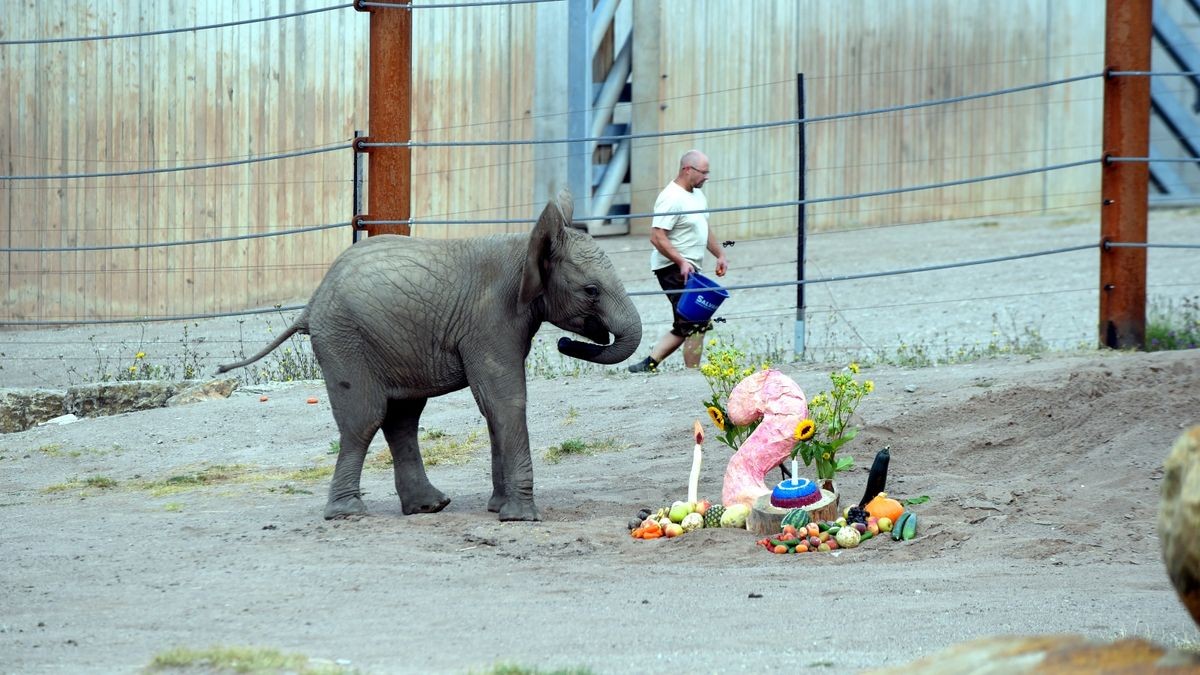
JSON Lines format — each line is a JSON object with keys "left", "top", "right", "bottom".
{"left": 891, "top": 511, "right": 911, "bottom": 541}
{"left": 900, "top": 512, "right": 919, "bottom": 540}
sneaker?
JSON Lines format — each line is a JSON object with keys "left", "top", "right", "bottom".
{"left": 627, "top": 356, "right": 658, "bottom": 373}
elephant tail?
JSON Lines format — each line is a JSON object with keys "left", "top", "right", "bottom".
{"left": 215, "top": 313, "right": 310, "bottom": 374}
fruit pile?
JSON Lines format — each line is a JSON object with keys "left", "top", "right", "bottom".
{"left": 629, "top": 499, "right": 751, "bottom": 539}
{"left": 757, "top": 508, "right": 919, "bottom": 554}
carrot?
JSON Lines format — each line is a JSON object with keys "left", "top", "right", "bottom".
{"left": 641, "top": 531, "right": 662, "bottom": 540}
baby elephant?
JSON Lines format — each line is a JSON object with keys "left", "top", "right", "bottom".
{"left": 218, "top": 191, "right": 641, "bottom": 520}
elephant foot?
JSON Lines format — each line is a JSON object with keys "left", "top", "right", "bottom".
{"left": 324, "top": 494, "right": 367, "bottom": 520}
{"left": 400, "top": 487, "right": 451, "bottom": 515}
{"left": 487, "top": 492, "right": 506, "bottom": 513}
{"left": 498, "top": 499, "right": 540, "bottom": 522}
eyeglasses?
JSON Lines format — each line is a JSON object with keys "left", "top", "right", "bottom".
{"left": 687, "top": 166, "right": 710, "bottom": 175}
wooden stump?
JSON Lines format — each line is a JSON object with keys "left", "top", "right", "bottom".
{"left": 747, "top": 486, "right": 840, "bottom": 536}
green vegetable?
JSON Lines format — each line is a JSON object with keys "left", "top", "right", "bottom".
{"left": 781, "top": 508, "right": 811, "bottom": 529}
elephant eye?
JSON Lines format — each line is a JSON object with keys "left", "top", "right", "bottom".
{"left": 583, "top": 284, "right": 600, "bottom": 298}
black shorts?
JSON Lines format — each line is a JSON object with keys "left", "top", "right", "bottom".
{"left": 655, "top": 264, "right": 715, "bottom": 338}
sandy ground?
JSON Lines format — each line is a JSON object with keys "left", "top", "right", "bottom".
{"left": 2, "top": 212, "right": 1200, "bottom": 673}
{"left": 2, "top": 349, "right": 1199, "bottom": 674}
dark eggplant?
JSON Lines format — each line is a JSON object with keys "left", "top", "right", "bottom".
{"left": 858, "top": 446, "right": 891, "bottom": 507}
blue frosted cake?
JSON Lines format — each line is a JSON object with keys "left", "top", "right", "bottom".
{"left": 770, "top": 477, "right": 822, "bottom": 508}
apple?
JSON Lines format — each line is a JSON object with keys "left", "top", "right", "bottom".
{"left": 668, "top": 502, "right": 692, "bottom": 524}
{"left": 694, "top": 499, "right": 712, "bottom": 515}
{"left": 878, "top": 517, "right": 894, "bottom": 533}
{"left": 664, "top": 522, "right": 685, "bottom": 538}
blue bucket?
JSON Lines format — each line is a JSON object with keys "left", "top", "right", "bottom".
{"left": 676, "top": 272, "right": 730, "bottom": 322}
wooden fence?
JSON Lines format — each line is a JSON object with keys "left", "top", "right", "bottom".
{"left": 1, "top": 1, "right": 1115, "bottom": 322}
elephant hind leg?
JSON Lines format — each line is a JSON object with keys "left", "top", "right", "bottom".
{"left": 324, "top": 388, "right": 386, "bottom": 520}
{"left": 382, "top": 397, "right": 450, "bottom": 515}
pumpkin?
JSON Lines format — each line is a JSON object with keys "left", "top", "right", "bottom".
{"left": 865, "top": 492, "right": 904, "bottom": 523}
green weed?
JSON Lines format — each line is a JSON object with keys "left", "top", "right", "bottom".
{"left": 66, "top": 323, "right": 209, "bottom": 384}
{"left": 542, "top": 437, "right": 624, "bottom": 464}
{"left": 367, "top": 428, "right": 488, "bottom": 469}
{"left": 41, "top": 463, "right": 334, "bottom": 497}
{"left": 1148, "top": 295, "right": 1200, "bottom": 351}
{"left": 477, "top": 665, "right": 595, "bottom": 675}
{"left": 146, "top": 645, "right": 355, "bottom": 674}
{"left": 44, "top": 475, "right": 118, "bottom": 493}
{"left": 229, "top": 310, "right": 323, "bottom": 384}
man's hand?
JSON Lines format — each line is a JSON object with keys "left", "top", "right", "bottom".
{"left": 678, "top": 259, "right": 695, "bottom": 281}
{"left": 714, "top": 256, "right": 729, "bottom": 277}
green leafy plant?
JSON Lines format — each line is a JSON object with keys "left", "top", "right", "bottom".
{"left": 699, "top": 335, "right": 774, "bottom": 451}
{"left": 228, "top": 310, "right": 323, "bottom": 384}
{"left": 791, "top": 362, "right": 874, "bottom": 480}
{"left": 1148, "top": 295, "right": 1200, "bottom": 351}
{"left": 542, "top": 437, "right": 624, "bottom": 463}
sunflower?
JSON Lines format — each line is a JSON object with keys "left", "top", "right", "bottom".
{"left": 793, "top": 418, "right": 816, "bottom": 442}
{"left": 706, "top": 406, "right": 726, "bottom": 431}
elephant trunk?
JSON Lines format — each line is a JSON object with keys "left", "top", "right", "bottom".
{"left": 557, "top": 315, "right": 642, "bottom": 365}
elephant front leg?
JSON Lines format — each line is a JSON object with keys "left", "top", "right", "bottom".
{"left": 469, "top": 378, "right": 538, "bottom": 521}
{"left": 381, "top": 398, "right": 450, "bottom": 515}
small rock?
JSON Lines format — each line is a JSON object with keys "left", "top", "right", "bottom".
{"left": 38, "top": 414, "right": 79, "bottom": 426}
{"left": 904, "top": 384, "right": 918, "bottom": 393}
{"left": 167, "top": 378, "right": 238, "bottom": 406}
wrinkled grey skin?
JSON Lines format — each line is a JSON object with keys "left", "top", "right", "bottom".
{"left": 217, "top": 192, "right": 641, "bottom": 521}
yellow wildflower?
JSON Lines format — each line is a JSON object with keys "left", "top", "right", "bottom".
{"left": 793, "top": 418, "right": 815, "bottom": 442}
{"left": 706, "top": 406, "right": 726, "bottom": 431}
{"left": 135, "top": 351, "right": 146, "bottom": 360}
{"left": 129, "top": 365, "right": 137, "bottom": 373}
{"left": 865, "top": 380, "right": 875, "bottom": 393}
{"left": 849, "top": 362, "right": 859, "bottom": 374}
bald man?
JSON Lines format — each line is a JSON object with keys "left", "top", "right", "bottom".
{"left": 628, "top": 149, "right": 729, "bottom": 373}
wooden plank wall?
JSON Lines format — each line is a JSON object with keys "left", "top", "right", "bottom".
{"left": 632, "top": 0, "right": 1105, "bottom": 239}
{"left": 1, "top": 0, "right": 1109, "bottom": 322}
{"left": 0, "top": 0, "right": 537, "bottom": 322}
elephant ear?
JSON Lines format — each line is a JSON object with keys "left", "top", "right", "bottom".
{"left": 519, "top": 190, "right": 573, "bottom": 304}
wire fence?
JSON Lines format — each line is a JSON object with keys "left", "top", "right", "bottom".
{"left": 1, "top": 3, "right": 1198, "bottom": 377}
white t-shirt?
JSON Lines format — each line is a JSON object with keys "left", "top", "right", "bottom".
{"left": 649, "top": 181, "right": 709, "bottom": 272}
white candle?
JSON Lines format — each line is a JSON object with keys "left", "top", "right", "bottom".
{"left": 791, "top": 458, "right": 799, "bottom": 485}
{"left": 688, "top": 420, "right": 704, "bottom": 503}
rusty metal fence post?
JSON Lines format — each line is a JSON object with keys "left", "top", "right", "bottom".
{"left": 355, "top": 1, "right": 412, "bottom": 238}
{"left": 1099, "top": 0, "right": 1152, "bottom": 349}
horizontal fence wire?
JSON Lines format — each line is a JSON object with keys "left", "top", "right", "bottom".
{"left": 6, "top": 158, "right": 1100, "bottom": 253}
{"left": 1104, "top": 242, "right": 1200, "bottom": 250}
{"left": 2, "top": 73, "right": 1103, "bottom": 181}
{"left": 628, "top": 244, "right": 1099, "bottom": 296}
{"left": 0, "top": 305, "right": 309, "bottom": 328}
{"left": 359, "top": 72, "right": 1107, "bottom": 149}
{"left": 358, "top": 0, "right": 563, "bottom": 7}
{"left": 0, "top": 223, "right": 349, "bottom": 254}
{"left": 0, "top": 4, "right": 354, "bottom": 45}
{"left": 0, "top": 243, "right": 1102, "bottom": 326}
{"left": 0, "top": 142, "right": 354, "bottom": 181}
{"left": 363, "top": 157, "right": 1103, "bottom": 226}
